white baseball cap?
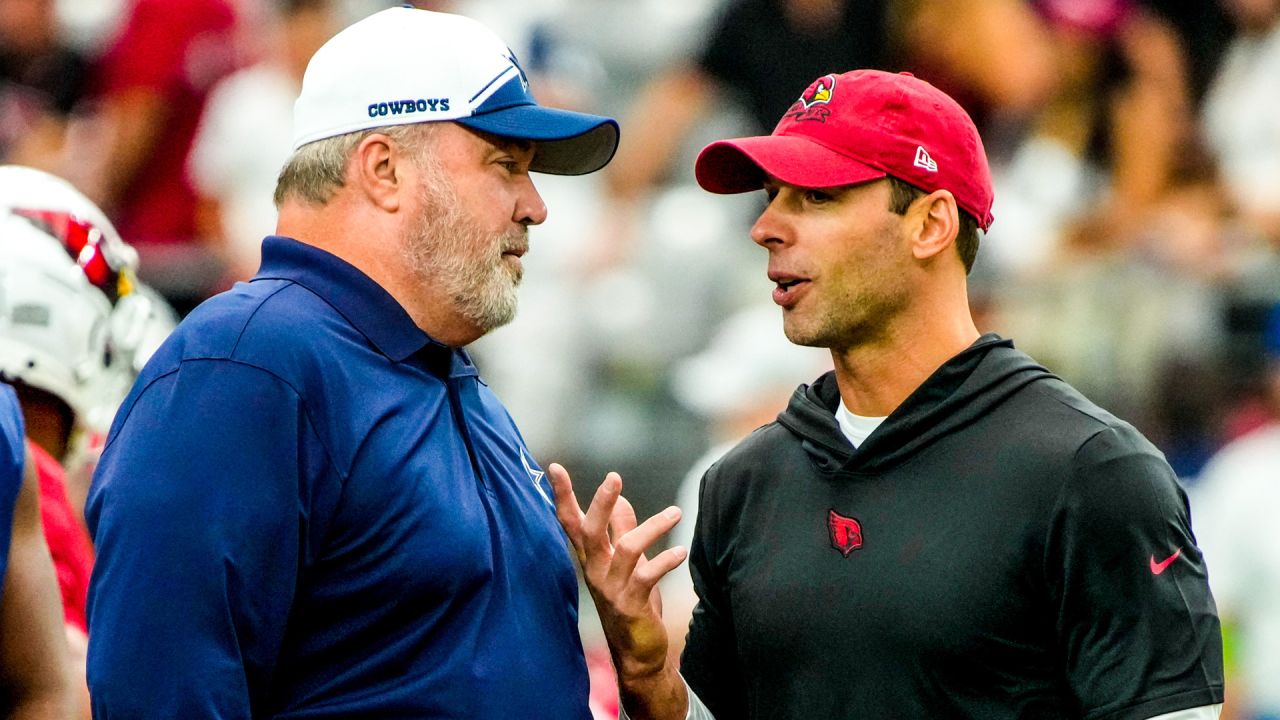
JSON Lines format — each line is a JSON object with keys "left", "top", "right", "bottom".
{"left": 291, "top": 6, "right": 620, "bottom": 175}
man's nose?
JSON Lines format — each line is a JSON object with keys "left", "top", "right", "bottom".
{"left": 750, "top": 199, "right": 787, "bottom": 248}
{"left": 515, "top": 177, "right": 548, "bottom": 226}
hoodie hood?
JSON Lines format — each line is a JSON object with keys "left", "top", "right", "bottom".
{"left": 776, "top": 334, "right": 1055, "bottom": 475}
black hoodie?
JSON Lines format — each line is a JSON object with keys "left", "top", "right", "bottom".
{"left": 681, "top": 335, "right": 1223, "bottom": 719}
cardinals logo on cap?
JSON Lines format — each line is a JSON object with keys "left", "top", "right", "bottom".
{"left": 784, "top": 74, "right": 837, "bottom": 123}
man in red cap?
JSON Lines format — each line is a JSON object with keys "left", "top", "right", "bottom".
{"left": 551, "top": 70, "right": 1224, "bottom": 719}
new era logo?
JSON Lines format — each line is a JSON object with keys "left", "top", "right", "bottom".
{"left": 914, "top": 146, "right": 938, "bottom": 172}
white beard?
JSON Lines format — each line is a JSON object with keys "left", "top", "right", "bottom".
{"left": 402, "top": 160, "right": 526, "bottom": 335}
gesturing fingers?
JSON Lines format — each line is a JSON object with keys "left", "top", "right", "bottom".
{"left": 609, "top": 494, "right": 640, "bottom": 541}
{"left": 581, "top": 471, "right": 622, "bottom": 558}
{"left": 608, "top": 505, "right": 683, "bottom": 596}
{"left": 634, "top": 544, "right": 688, "bottom": 590}
{"left": 548, "top": 463, "right": 585, "bottom": 553}
{"left": 548, "top": 465, "right": 688, "bottom": 610}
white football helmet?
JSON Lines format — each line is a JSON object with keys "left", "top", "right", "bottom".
{"left": 0, "top": 211, "right": 115, "bottom": 429}
{"left": 0, "top": 165, "right": 137, "bottom": 284}
{"left": 0, "top": 165, "right": 167, "bottom": 434}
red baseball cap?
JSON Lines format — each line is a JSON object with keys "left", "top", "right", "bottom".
{"left": 695, "top": 70, "right": 995, "bottom": 230}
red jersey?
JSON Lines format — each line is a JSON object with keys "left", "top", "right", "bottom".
{"left": 93, "top": 0, "right": 238, "bottom": 245}
{"left": 31, "top": 441, "right": 95, "bottom": 633}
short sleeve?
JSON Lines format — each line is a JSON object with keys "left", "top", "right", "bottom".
{"left": 679, "top": 463, "right": 748, "bottom": 720}
{"left": 1047, "top": 425, "right": 1224, "bottom": 720}
{"left": 85, "top": 360, "right": 317, "bottom": 718}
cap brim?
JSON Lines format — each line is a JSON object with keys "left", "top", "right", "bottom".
{"left": 457, "top": 105, "right": 619, "bottom": 176}
{"left": 695, "top": 134, "right": 886, "bottom": 194}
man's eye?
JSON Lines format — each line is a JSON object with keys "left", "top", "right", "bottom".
{"left": 804, "top": 190, "right": 832, "bottom": 204}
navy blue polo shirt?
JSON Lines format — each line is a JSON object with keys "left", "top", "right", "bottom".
{"left": 0, "top": 384, "right": 25, "bottom": 593}
{"left": 86, "top": 236, "right": 591, "bottom": 719}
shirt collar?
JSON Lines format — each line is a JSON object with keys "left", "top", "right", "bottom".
{"left": 253, "top": 236, "right": 475, "bottom": 375}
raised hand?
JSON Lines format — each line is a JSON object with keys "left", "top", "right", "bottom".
{"left": 548, "top": 464, "right": 690, "bottom": 719}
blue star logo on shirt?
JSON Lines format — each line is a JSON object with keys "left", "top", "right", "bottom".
{"left": 522, "top": 450, "right": 551, "bottom": 505}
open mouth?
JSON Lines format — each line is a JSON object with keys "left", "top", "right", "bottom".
{"left": 771, "top": 276, "right": 810, "bottom": 307}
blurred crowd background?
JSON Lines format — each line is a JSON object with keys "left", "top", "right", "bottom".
{"left": 2, "top": 0, "right": 1279, "bottom": 717}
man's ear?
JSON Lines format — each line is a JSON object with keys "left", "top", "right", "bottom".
{"left": 352, "top": 133, "right": 403, "bottom": 213}
{"left": 910, "top": 189, "right": 960, "bottom": 264}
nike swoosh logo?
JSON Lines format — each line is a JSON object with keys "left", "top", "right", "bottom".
{"left": 1150, "top": 548, "right": 1182, "bottom": 575}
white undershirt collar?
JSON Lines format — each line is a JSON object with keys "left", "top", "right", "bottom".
{"left": 835, "top": 398, "right": 888, "bottom": 449}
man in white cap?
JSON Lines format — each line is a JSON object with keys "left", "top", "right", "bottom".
{"left": 85, "top": 7, "right": 618, "bottom": 718}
